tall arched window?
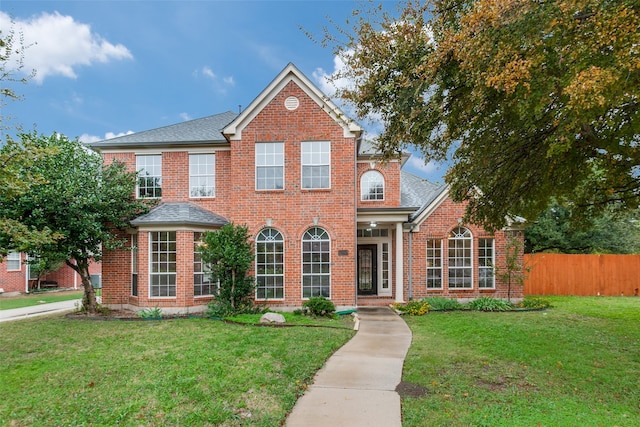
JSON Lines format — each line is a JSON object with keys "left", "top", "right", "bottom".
{"left": 361, "top": 170, "right": 384, "bottom": 201}
{"left": 448, "top": 226, "right": 472, "bottom": 289}
{"left": 302, "top": 227, "right": 331, "bottom": 298}
{"left": 256, "top": 228, "right": 284, "bottom": 299}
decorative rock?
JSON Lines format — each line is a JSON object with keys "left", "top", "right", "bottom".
{"left": 260, "top": 312, "right": 286, "bottom": 324}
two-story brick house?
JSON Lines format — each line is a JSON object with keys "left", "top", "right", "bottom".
{"left": 89, "top": 63, "right": 523, "bottom": 313}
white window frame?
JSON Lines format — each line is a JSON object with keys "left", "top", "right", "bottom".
{"left": 194, "top": 232, "right": 218, "bottom": 297}
{"left": 301, "top": 227, "right": 331, "bottom": 298}
{"left": 131, "top": 234, "right": 138, "bottom": 296}
{"left": 7, "top": 251, "right": 21, "bottom": 271}
{"left": 136, "top": 154, "right": 162, "bottom": 198}
{"left": 189, "top": 153, "right": 215, "bottom": 198}
{"left": 426, "top": 239, "right": 443, "bottom": 289}
{"left": 361, "top": 170, "right": 385, "bottom": 201}
{"left": 478, "top": 238, "right": 495, "bottom": 289}
{"left": 301, "top": 141, "right": 330, "bottom": 189}
{"left": 448, "top": 226, "right": 473, "bottom": 289}
{"left": 255, "top": 228, "right": 285, "bottom": 300}
{"left": 255, "top": 142, "right": 284, "bottom": 190}
{"left": 149, "top": 231, "right": 177, "bottom": 298}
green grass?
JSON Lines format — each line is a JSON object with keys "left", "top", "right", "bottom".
{"left": 400, "top": 296, "right": 640, "bottom": 426}
{"left": 0, "top": 290, "right": 83, "bottom": 310}
{"left": 226, "top": 312, "right": 355, "bottom": 328}
{"left": 0, "top": 315, "right": 354, "bottom": 426}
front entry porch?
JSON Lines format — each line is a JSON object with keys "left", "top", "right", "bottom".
{"left": 355, "top": 220, "right": 406, "bottom": 306}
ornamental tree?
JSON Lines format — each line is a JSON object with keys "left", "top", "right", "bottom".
{"left": 0, "top": 132, "right": 148, "bottom": 312}
{"left": 198, "top": 223, "right": 255, "bottom": 314}
{"left": 324, "top": 0, "right": 640, "bottom": 229}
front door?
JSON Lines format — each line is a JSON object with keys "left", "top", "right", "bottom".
{"left": 357, "top": 244, "right": 377, "bottom": 295}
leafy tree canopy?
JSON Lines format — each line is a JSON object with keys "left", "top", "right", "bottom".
{"left": 0, "top": 132, "right": 149, "bottom": 312}
{"left": 324, "top": 0, "right": 640, "bottom": 230}
{"left": 525, "top": 201, "right": 640, "bottom": 254}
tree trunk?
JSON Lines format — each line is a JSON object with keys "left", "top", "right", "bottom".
{"left": 66, "top": 259, "right": 98, "bottom": 313}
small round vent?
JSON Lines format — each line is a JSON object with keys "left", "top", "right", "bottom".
{"left": 284, "top": 96, "right": 299, "bottom": 111}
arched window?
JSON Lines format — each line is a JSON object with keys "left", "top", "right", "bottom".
{"left": 256, "top": 228, "right": 284, "bottom": 299}
{"left": 302, "top": 227, "right": 331, "bottom": 298}
{"left": 361, "top": 170, "right": 384, "bottom": 201}
{"left": 448, "top": 226, "right": 472, "bottom": 289}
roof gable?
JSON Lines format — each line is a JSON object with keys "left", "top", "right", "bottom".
{"left": 223, "top": 63, "right": 361, "bottom": 140}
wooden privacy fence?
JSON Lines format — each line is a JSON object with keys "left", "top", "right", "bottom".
{"left": 523, "top": 254, "right": 640, "bottom": 296}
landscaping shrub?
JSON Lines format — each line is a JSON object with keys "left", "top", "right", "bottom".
{"left": 424, "top": 296, "right": 463, "bottom": 311}
{"left": 517, "top": 296, "right": 552, "bottom": 309}
{"left": 393, "top": 299, "right": 431, "bottom": 316}
{"left": 137, "top": 307, "right": 162, "bottom": 319}
{"left": 466, "top": 297, "right": 514, "bottom": 312}
{"left": 302, "top": 296, "right": 336, "bottom": 317}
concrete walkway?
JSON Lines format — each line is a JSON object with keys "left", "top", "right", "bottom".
{"left": 286, "top": 306, "right": 412, "bottom": 427}
{"left": 0, "top": 299, "right": 81, "bottom": 323}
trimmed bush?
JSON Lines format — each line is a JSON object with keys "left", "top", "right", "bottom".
{"left": 466, "top": 297, "right": 514, "bottom": 312}
{"left": 303, "top": 296, "right": 336, "bottom": 317}
{"left": 517, "top": 296, "right": 552, "bottom": 309}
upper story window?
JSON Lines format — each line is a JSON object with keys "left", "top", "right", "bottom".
{"left": 361, "top": 170, "right": 385, "bottom": 201}
{"left": 448, "top": 226, "right": 473, "bottom": 289}
{"left": 301, "top": 141, "right": 330, "bottom": 189}
{"left": 189, "top": 154, "right": 215, "bottom": 198}
{"left": 256, "top": 142, "right": 284, "bottom": 190}
{"left": 7, "top": 251, "right": 21, "bottom": 271}
{"left": 136, "top": 155, "right": 162, "bottom": 198}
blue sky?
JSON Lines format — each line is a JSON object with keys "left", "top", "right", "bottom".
{"left": 1, "top": 0, "right": 447, "bottom": 182}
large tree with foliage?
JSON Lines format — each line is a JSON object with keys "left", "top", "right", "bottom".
{"left": 525, "top": 201, "right": 640, "bottom": 254}
{"left": 324, "top": 0, "right": 639, "bottom": 229}
{"left": 0, "top": 132, "right": 148, "bottom": 312}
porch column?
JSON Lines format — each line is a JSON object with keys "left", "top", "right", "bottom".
{"left": 395, "top": 222, "right": 404, "bottom": 303}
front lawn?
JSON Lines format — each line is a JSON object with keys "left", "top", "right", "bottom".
{"left": 0, "top": 290, "right": 83, "bottom": 310}
{"left": 400, "top": 296, "right": 640, "bottom": 426}
{"left": 0, "top": 315, "right": 354, "bottom": 426}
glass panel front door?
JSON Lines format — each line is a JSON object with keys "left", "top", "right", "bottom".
{"left": 358, "top": 244, "right": 377, "bottom": 295}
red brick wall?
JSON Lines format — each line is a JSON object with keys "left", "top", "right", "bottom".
{"left": 356, "top": 161, "right": 401, "bottom": 208}
{"left": 0, "top": 253, "right": 27, "bottom": 293}
{"left": 406, "top": 197, "right": 524, "bottom": 300}
{"left": 100, "top": 80, "right": 358, "bottom": 309}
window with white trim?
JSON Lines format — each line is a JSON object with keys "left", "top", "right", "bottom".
{"left": 7, "top": 251, "right": 21, "bottom": 271}
{"left": 136, "top": 155, "right": 162, "bottom": 198}
{"left": 361, "top": 170, "right": 384, "bottom": 200}
{"left": 256, "top": 142, "right": 284, "bottom": 190}
{"left": 426, "top": 239, "right": 443, "bottom": 289}
{"left": 302, "top": 227, "right": 330, "bottom": 298}
{"left": 255, "top": 228, "right": 284, "bottom": 300}
{"left": 448, "top": 227, "right": 473, "bottom": 289}
{"left": 301, "top": 141, "right": 330, "bottom": 189}
{"left": 194, "top": 232, "right": 218, "bottom": 296}
{"left": 478, "top": 238, "right": 495, "bottom": 289}
{"left": 131, "top": 234, "right": 138, "bottom": 296}
{"left": 189, "top": 154, "right": 215, "bottom": 197}
{"left": 149, "top": 231, "right": 176, "bottom": 297}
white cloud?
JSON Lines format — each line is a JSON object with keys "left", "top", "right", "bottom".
{"left": 79, "top": 130, "right": 134, "bottom": 144}
{"left": 195, "top": 66, "right": 235, "bottom": 94}
{"left": 179, "top": 112, "right": 192, "bottom": 121}
{"left": 0, "top": 11, "right": 133, "bottom": 84}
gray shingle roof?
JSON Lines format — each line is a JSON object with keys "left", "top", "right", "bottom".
{"left": 400, "top": 170, "right": 447, "bottom": 211}
{"left": 131, "top": 202, "right": 229, "bottom": 227}
{"left": 88, "top": 111, "right": 238, "bottom": 149}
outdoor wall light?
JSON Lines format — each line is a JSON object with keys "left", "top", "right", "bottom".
{"left": 370, "top": 221, "right": 377, "bottom": 228}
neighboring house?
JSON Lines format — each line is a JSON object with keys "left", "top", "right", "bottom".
{"left": 89, "top": 63, "right": 524, "bottom": 313}
{"left": 0, "top": 251, "right": 101, "bottom": 294}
